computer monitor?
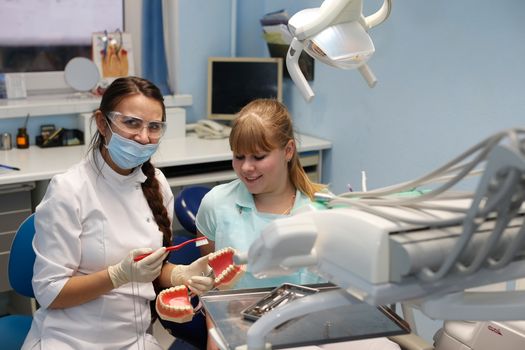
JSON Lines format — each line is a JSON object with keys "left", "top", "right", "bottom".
{"left": 207, "top": 57, "right": 283, "bottom": 121}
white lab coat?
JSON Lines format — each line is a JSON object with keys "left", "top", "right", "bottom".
{"left": 22, "top": 151, "right": 174, "bottom": 349}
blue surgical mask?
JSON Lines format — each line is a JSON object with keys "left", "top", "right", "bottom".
{"left": 104, "top": 129, "right": 159, "bottom": 169}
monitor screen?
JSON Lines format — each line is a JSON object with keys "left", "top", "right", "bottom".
{"left": 207, "top": 57, "right": 283, "bottom": 121}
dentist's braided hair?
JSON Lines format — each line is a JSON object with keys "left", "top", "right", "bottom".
{"left": 89, "top": 76, "right": 172, "bottom": 247}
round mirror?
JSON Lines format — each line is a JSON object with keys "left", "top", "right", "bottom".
{"left": 64, "top": 57, "right": 100, "bottom": 92}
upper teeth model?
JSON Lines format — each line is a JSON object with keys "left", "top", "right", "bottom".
{"left": 208, "top": 247, "right": 246, "bottom": 290}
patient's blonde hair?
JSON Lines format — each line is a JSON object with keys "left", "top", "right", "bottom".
{"left": 229, "top": 99, "right": 325, "bottom": 199}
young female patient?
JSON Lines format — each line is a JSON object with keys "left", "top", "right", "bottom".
{"left": 196, "top": 98, "right": 325, "bottom": 289}
{"left": 196, "top": 99, "right": 400, "bottom": 350}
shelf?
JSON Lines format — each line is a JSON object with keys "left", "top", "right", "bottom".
{"left": 166, "top": 170, "right": 237, "bottom": 188}
{"left": 0, "top": 93, "right": 193, "bottom": 119}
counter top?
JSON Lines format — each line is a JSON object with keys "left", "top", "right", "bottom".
{"left": 0, "top": 133, "right": 331, "bottom": 186}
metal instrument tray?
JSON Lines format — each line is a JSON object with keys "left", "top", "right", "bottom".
{"left": 241, "top": 283, "right": 319, "bottom": 321}
{"left": 201, "top": 283, "right": 410, "bottom": 350}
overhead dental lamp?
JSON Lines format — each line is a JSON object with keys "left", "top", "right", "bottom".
{"left": 287, "top": 0, "right": 392, "bottom": 101}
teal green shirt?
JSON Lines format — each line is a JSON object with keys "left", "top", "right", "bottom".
{"left": 196, "top": 179, "right": 322, "bottom": 289}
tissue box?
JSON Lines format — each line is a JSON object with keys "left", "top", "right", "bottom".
{"left": 164, "top": 107, "right": 186, "bottom": 139}
{"left": 78, "top": 112, "right": 96, "bottom": 144}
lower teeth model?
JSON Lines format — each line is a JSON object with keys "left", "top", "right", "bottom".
{"left": 156, "top": 285, "right": 194, "bottom": 323}
{"left": 208, "top": 247, "right": 246, "bottom": 290}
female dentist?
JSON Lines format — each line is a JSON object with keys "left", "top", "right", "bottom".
{"left": 23, "top": 77, "right": 213, "bottom": 349}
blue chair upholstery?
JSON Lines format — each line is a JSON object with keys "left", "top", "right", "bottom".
{"left": 0, "top": 213, "right": 36, "bottom": 350}
{"left": 0, "top": 315, "right": 33, "bottom": 350}
{"left": 8, "top": 214, "right": 36, "bottom": 299}
{"left": 161, "top": 186, "right": 211, "bottom": 350}
{"left": 174, "top": 186, "right": 210, "bottom": 235}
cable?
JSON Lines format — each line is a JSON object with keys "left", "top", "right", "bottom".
{"left": 424, "top": 148, "right": 525, "bottom": 280}
{"left": 131, "top": 265, "right": 146, "bottom": 350}
{"left": 338, "top": 130, "right": 509, "bottom": 200}
{"left": 329, "top": 197, "right": 466, "bottom": 227}
{"left": 336, "top": 130, "right": 523, "bottom": 209}
{"left": 456, "top": 170, "right": 519, "bottom": 274}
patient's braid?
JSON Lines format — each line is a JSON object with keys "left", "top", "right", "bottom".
{"left": 141, "top": 161, "right": 172, "bottom": 247}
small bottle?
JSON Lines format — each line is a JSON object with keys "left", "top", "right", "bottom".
{"left": 16, "top": 128, "right": 29, "bottom": 149}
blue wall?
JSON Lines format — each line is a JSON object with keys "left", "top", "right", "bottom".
{"left": 176, "top": 0, "right": 233, "bottom": 122}
{"left": 178, "top": 0, "right": 525, "bottom": 194}
{"left": 288, "top": 1, "right": 525, "bottom": 194}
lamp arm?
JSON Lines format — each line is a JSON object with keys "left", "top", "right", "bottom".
{"left": 364, "top": 0, "right": 392, "bottom": 29}
{"left": 286, "top": 38, "right": 315, "bottom": 102}
{"left": 358, "top": 63, "right": 377, "bottom": 87}
{"left": 292, "top": 0, "right": 355, "bottom": 40}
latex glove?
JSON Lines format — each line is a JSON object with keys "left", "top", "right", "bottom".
{"left": 108, "top": 247, "right": 168, "bottom": 288}
{"left": 171, "top": 255, "right": 214, "bottom": 295}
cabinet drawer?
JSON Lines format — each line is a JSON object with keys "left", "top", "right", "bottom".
{"left": 0, "top": 189, "right": 32, "bottom": 212}
{"left": 0, "top": 252, "right": 10, "bottom": 292}
{"left": 0, "top": 210, "right": 32, "bottom": 233}
{"left": 306, "top": 171, "right": 319, "bottom": 183}
{"left": 0, "top": 231, "right": 16, "bottom": 252}
{"left": 299, "top": 152, "right": 319, "bottom": 167}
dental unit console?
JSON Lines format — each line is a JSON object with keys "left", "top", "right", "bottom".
{"left": 238, "top": 128, "right": 525, "bottom": 349}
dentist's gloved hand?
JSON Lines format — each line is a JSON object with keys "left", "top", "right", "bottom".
{"left": 108, "top": 247, "right": 168, "bottom": 288}
{"left": 170, "top": 255, "right": 214, "bottom": 295}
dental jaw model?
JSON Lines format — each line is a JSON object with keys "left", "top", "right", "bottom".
{"left": 209, "top": 247, "right": 246, "bottom": 290}
{"left": 156, "top": 247, "right": 246, "bottom": 323}
{"left": 156, "top": 285, "right": 195, "bottom": 323}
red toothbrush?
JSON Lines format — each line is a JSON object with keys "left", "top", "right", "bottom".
{"left": 133, "top": 237, "right": 209, "bottom": 262}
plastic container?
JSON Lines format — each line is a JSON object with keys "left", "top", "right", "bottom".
{"left": 1, "top": 132, "right": 12, "bottom": 150}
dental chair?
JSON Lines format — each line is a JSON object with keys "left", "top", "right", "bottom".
{"left": 161, "top": 186, "right": 211, "bottom": 350}
{"left": 174, "top": 186, "right": 211, "bottom": 236}
{"left": 0, "top": 214, "right": 36, "bottom": 350}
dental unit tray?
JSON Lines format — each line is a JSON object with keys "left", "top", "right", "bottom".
{"left": 241, "top": 283, "right": 319, "bottom": 321}
{"left": 201, "top": 284, "right": 410, "bottom": 350}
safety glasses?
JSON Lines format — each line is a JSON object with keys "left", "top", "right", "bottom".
{"left": 106, "top": 111, "right": 167, "bottom": 139}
